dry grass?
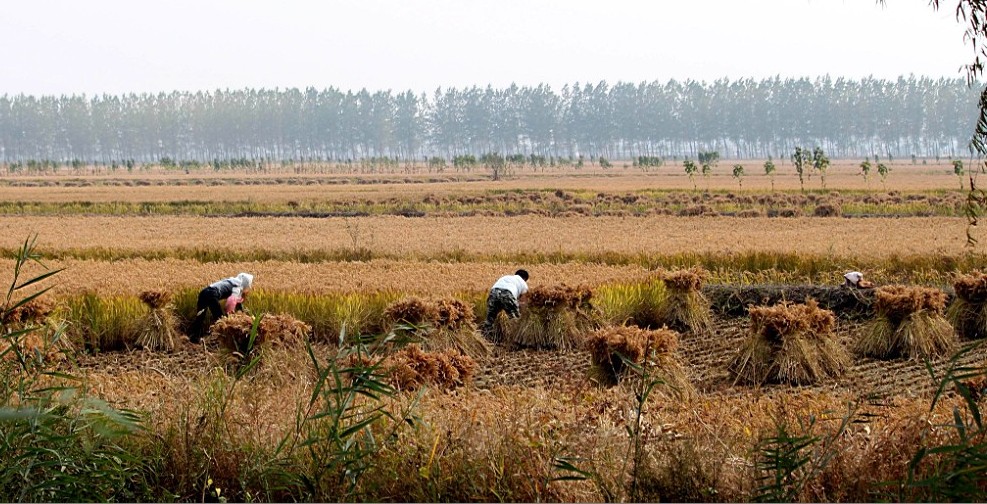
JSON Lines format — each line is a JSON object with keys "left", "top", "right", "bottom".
{"left": 949, "top": 272, "right": 987, "bottom": 339}
{"left": 503, "top": 284, "right": 599, "bottom": 351}
{"left": 74, "top": 344, "right": 977, "bottom": 502}
{"left": 857, "top": 285, "right": 956, "bottom": 360}
{"left": 730, "top": 300, "right": 850, "bottom": 386}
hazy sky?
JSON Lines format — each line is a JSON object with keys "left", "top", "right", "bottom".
{"left": 0, "top": 1, "right": 973, "bottom": 96}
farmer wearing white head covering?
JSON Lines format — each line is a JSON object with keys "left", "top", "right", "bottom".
{"left": 844, "top": 271, "right": 863, "bottom": 287}
{"left": 189, "top": 272, "right": 254, "bottom": 343}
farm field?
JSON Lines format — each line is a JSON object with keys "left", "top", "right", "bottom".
{"left": 4, "top": 162, "right": 987, "bottom": 502}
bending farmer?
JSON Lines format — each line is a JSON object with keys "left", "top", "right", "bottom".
{"left": 482, "top": 269, "right": 529, "bottom": 341}
{"left": 189, "top": 272, "right": 254, "bottom": 343}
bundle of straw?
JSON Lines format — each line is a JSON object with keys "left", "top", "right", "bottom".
{"left": 385, "top": 344, "right": 476, "bottom": 391}
{"left": 856, "top": 285, "right": 955, "bottom": 360}
{"left": 210, "top": 312, "right": 311, "bottom": 355}
{"left": 135, "top": 289, "right": 179, "bottom": 352}
{"left": 949, "top": 272, "right": 987, "bottom": 339}
{"left": 730, "top": 300, "right": 849, "bottom": 386}
{"left": 2, "top": 297, "right": 55, "bottom": 325}
{"left": 502, "top": 284, "right": 599, "bottom": 351}
{"left": 383, "top": 296, "right": 440, "bottom": 327}
{"left": 585, "top": 325, "right": 693, "bottom": 399}
{"left": 384, "top": 296, "right": 488, "bottom": 358}
{"left": 657, "top": 267, "right": 713, "bottom": 336}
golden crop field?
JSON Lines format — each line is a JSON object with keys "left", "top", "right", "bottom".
{"left": 0, "top": 214, "right": 972, "bottom": 257}
{"left": 0, "top": 214, "right": 977, "bottom": 297}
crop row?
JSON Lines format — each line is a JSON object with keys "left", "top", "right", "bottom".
{"left": 0, "top": 187, "right": 970, "bottom": 217}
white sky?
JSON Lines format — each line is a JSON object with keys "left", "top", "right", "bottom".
{"left": 0, "top": 0, "right": 973, "bottom": 96}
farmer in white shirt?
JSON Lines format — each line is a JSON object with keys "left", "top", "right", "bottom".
{"left": 482, "top": 269, "right": 529, "bottom": 340}
{"left": 189, "top": 272, "right": 254, "bottom": 343}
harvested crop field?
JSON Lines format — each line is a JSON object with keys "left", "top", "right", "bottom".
{"left": 75, "top": 314, "right": 983, "bottom": 399}
{"left": 5, "top": 163, "right": 987, "bottom": 502}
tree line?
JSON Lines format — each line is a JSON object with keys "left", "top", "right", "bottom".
{"left": 0, "top": 75, "right": 980, "bottom": 166}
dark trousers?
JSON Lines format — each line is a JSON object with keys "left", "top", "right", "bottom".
{"left": 189, "top": 286, "right": 223, "bottom": 343}
{"left": 482, "top": 288, "right": 520, "bottom": 340}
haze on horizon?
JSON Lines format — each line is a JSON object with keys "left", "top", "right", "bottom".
{"left": 0, "top": 0, "right": 973, "bottom": 97}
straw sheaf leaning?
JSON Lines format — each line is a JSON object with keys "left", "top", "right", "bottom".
{"left": 525, "top": 284, "right": 594, "bottom": 310}
{"left": 503, "top": 284, "right": 599, "bottom": 352}
{"left": 585, "top": 325, "right": 693, "bottom": 399}
{"left": 384, "top": 296, "right": 487, "bottom": 357}
{"left": 657, "top": 267, "right": 713, "bottom": 337}
{"left": 730, "top": 300, "right": 849, "bottom": 386}
{"left": 135, "top": 289, "right": 180, "bottom": 352}
{"left": 856, "top": 285, "right": 955, "bottom": 360}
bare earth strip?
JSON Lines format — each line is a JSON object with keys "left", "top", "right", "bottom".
{"left": 0, "top": 215, "right": 972, "bottom": 258}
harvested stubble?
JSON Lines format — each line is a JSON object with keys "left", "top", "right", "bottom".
{"left": 503, "top": 284, "right": 599, "bottom": 352}
{"left": 948, "top": 272, "right": 987, "bottom": 339}
{"left": 135, "top": 290, "right": 179, "bottom": 352}
{"left": 210, "top": 312, "right": 310, "bottom": 355}
{"left": 384, "top": 296, "right": 488, "bottom": 357}
{"left": 585, "top": 325, "right": 693, "bottom": 399}
{"left": 857, "top": 285, "right": 955, "bottom": 360}
{"left": 730, "top": 300, "right": 849, "bottom": 386}
{"left": 658, "top": 267, "right": 713, "bottom": 336}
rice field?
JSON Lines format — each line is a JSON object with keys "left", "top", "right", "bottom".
{"left": 4, "top": 162, "right": 987, "bottom": 502}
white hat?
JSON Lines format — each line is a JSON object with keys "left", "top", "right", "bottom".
{"left": 844, "top": 271, "right": 863, "bottom": 285}
{"left": 237, "top": 272, "right": 254, "bottom": 290}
